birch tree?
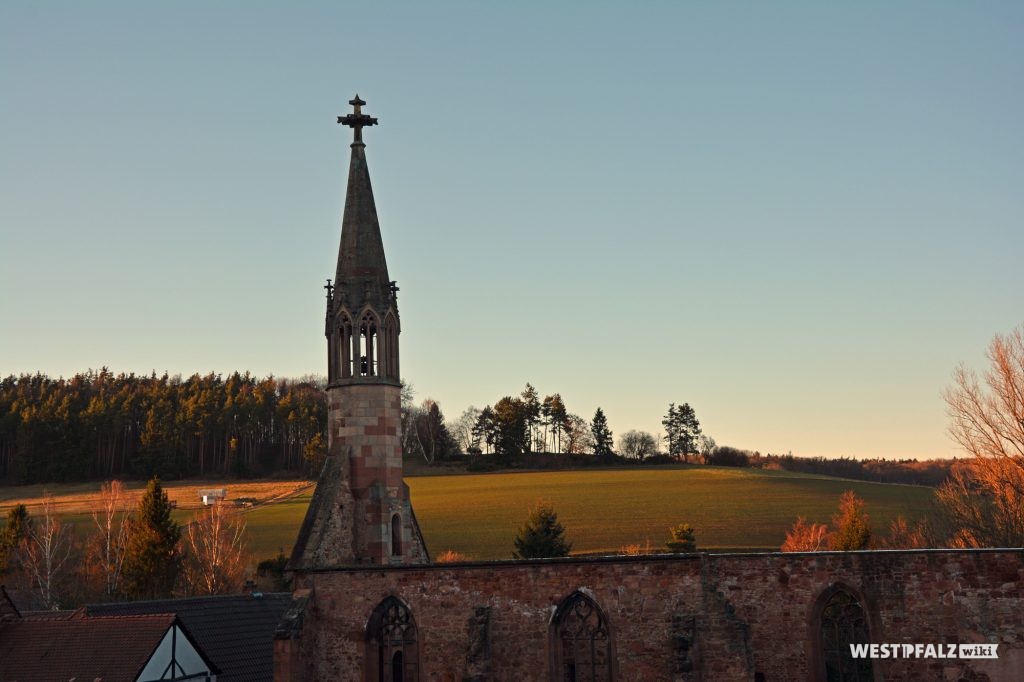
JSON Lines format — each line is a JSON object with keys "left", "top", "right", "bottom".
{"left": 90, "top": 480, "right": 130, "bottom": 598}
{"left": 184, "top": 502, "right": 247, "bottom": 595}
{"left": 21, "top": 495, "right": 73, "bottom": 609}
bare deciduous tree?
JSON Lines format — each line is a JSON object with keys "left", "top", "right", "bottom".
{"left": 563, "top": 414, "right": 593, "bottom": 455}
{"left": 939, "top": 326, "right": 1024, "bottom": 547}
{"left": 876, "top": 515, "right": 928, "bottom": 550}
{"left": 617, "top": 430, "right": 659, "bottom": 460}
{"left": 415, "top": 399, "right": 446, "bottom": 464}
{"left": 935, "top": 462, "right": 1024, "bottom": 547}
{"left": 90, "top": 480, "right": 131, "bottom": 598}
{"left": 184, "top": 502, "right": 247, "bottom": 595}
{"left": 21, "top": 495, "right": 73, "bottom": 609}
{"left": 698, "top": 435, "right": 717, "bottom": 464}
{"left": 399, "top": 380, "right": 423, "bottom": 460}
{"left": 451, "top": 406, "right": 482, "bottom": 454}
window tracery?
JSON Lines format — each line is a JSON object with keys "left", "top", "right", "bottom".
{"left": 552, "top": 592, "right": 613, "bottom": 682}
{"left": 820, "top": 588, "right": 873, "bottom": 682}
{"left": 366, "top": 597, "right": 418, "bottom": 682}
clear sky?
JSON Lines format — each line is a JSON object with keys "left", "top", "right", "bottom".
{"left": 2, "top": 2, "right": 1021, "bottom": 460}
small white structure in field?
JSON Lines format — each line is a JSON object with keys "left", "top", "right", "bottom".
{"left": 199, "top": 488, "right": 227, "bottom": 506}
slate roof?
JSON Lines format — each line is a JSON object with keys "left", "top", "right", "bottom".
{"left": 0, "top": 587, "right": 45, "bottom": 614}
{"left": 87, "top": 592, "right": 292, "bottom": 682}
{"left": 0, "top": 612, "right": 176, "bottom": 682}
{"left": 334, "top": 136, "right": 391, "bottom": 304}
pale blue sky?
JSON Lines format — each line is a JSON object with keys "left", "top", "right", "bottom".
{"left": 2, "top": 2, "right": 1021, "bottom": 459}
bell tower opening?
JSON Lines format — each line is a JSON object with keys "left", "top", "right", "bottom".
{"left": 359, "top": 312, "right": 379, "bottom": 377}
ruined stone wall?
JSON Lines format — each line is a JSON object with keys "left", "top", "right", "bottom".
{"left": 283, "top": 549, "right": 1024, "bottom": 681}
{"left": 708, "top": 550, "right": 1024, "bottom": 681}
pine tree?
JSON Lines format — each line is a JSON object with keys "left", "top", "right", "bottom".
{"left": 492, "top": 397, "right": 529, "bottom": 456}
{"left": 513, "top": 502, "right": 572, "bottom": 559}
{"left": 663, "top": 402, "right": 701, "bottom": 462}
{"left": 520, "top": 383, "right": 541, "bottom": 452}
{"left": 675, "top": 403, "right": 701, "bottom": 460}
{"left": 256, "top": 550, "right": 292, "bottom": 592}
{"left": 0, "top": 504, "right": 31, "bottom": 574}
{"left": 590, "top": 407, "right": 614, "bottom": 459}
{"left": 122, "top": 477, "right": 181, "bottom": 599}
{"left": 665, "top": 523, "right": 697, "bottom": 553}
{"left": 547, "top": 394, "right": 567, "bottom": 453}
{"left": 662, "top": 403, "right": 679, "bottom": 458}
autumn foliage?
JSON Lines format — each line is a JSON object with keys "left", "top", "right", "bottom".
{"left": 781, "top": 517, "right": 830, "bottom": 552}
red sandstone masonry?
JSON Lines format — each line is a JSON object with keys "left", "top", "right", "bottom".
{"left": 281, "top": 549, "right": 1024, "bottom": 681}
{"left": 290, "top": 383, "right": 427, "bottom": 570}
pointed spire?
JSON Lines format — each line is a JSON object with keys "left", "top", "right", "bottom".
{"left": 333, "top": 96, "right": 391, "bottom": 308}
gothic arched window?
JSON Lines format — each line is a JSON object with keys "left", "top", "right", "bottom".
{"left": 366, "top": 597, "right": 418, "bottom": 682}
{"left": 551, "top": 591, "right": 614, "bottom": 682}
{"left": 818, "top": 587, "right": 873, "bottom": 682}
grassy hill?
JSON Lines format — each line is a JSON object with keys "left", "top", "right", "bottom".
{"left": 242, "top": 466, "right": 936, "bottom": 560}
{"left": 1, "top": 467, "right": 937, "bottom": 562}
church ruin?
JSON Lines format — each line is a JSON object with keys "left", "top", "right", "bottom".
{"left": 274, "top": 97, "right": 1024, "bottom": 681}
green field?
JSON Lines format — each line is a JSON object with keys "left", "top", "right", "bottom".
{"left": 241, "top": 466, "right": 936, "bottom": 561}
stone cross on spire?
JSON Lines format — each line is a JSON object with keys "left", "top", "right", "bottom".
{"left": 337, "top": 95, "right": 378, "bottom": 145}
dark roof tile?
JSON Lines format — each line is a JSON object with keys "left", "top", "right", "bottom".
{"left": 87, "top": 592, "right": 291, "bottom": 682}
{"left": 0, "top": 613, "right": 175, "bottom": 682}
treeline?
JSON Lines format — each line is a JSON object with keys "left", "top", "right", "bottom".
{"left": 0, "top": 370, "right": 327, "bottom": 484}
{"left": 407, "top": 382, "right": 955, "bottom": 487}
{"left": 703, "top": 447, "right": 955, "bottom": 487}
{"left": 2, "top": 372, "right": 954, "bottom": 488}
{"left": 757, "top": 452, "right": 954, "bottom": 487}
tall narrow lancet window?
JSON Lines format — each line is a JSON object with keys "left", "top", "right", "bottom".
{"left": 551, "top": 591, "right": 614, "bottom": 682}
{"left": 366, "top": 597, "right": 418, "bottom": 682}
{"left": 819, "top": 588, "right": 873, "bottom": 682}
{"left": 391, "top": 514, "right": 402, "bottom": 556}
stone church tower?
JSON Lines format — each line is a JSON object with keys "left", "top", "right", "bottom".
{"left": 289, "top": 96, "right": 428, "bottom": 569}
